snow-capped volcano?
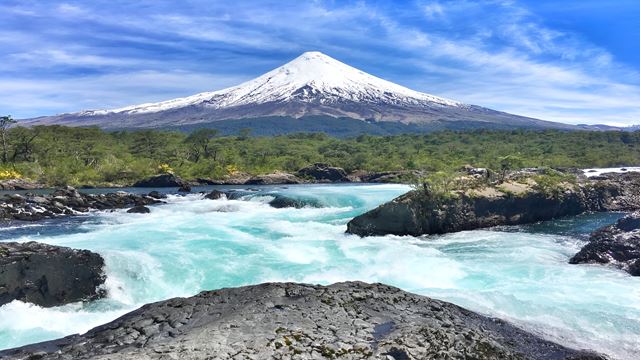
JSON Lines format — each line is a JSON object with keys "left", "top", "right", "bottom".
{"left": 79, "top": 51, "right": 462, "bottom": 117}
{"left": 23, "top": 51, "right": 575, "bottom": 133}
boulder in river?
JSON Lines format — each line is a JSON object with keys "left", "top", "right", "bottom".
{"left": 0, "top": 241, "right": 105, "bottom": 307}
{"left": 297, "top": 163, "right": 349, "bottom": 182}
{"left": 268, "top": 195, "right": 302, "bottom": 208}
{"left": 0, "top": 282, "right": 604, "bottom": 359}
{"left": 570, "top": 211, "right": 640, "bottom": 275}
{"left": 147, "top": 190, "right": 166, "bottom": 199}
{"left": 127, "top": 205, "right": 151, "bottom": 214}
{"left": 178, "top": 184, "right": 192, "bottom": 192}
{"left": 133, "top": 173, "right": 188, "bottom": 188}
{"left": 204, "top": 190, "right": 225, "bottom": 200}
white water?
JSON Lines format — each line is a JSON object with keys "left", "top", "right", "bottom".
{"left": 583, "top": 167, "right": 640, "bottom": 177}
{"left": 1, "top": 184, "right": 639, "bottom": 359}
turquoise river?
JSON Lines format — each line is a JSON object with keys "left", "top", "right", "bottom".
{"left": 0, "top": 184, "right": 638, "bottom": 359}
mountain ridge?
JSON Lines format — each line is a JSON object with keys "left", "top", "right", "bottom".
{"left": 22, "top": 51, "right": 580, "bottom": 133}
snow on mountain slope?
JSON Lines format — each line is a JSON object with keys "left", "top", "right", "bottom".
{"left": 81, "top": 51, "right": 462, "bottom": 116}
{"left": 22, "top": 51, "right": 577, "bottom": 132}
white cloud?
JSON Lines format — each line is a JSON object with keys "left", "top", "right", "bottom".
{"left": 423, "top": 2, "right": 445, "bottom": 19}
{"left": 0, "top": 71, "right": 249, "bottom": 118}
{"left": 8, "top": 49, "right": 139, "bottom": 68}
{"left": 1, "top": 0, "right": 639, "bottom": 126}
{"left": 56, "top": 3, "right": 86, "bottom": 16}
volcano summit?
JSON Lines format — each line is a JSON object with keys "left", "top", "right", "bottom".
{"left": 22, "top": 51, "right": 576, "bottom": 135}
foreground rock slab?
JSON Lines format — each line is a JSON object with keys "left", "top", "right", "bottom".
{"left": 0, "top": 282, "right": 604, "bottom": 359}
{"left": 0, "top": 241, "right": 105, "bottom": 307}
{"left": 570, "top": 211, "right": 640, "bottom": 275}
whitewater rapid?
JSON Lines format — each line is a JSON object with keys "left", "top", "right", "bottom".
{"left": 0, "top": 184, "right": 639, "bottom": 359}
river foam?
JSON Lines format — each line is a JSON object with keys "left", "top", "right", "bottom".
{"left": 0, "top": 184, "right": 639, "bottom": 359}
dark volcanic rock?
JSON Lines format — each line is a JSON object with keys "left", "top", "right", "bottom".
{"left": 224, "top": 190, "right": 255, "bottom": 200}
{"left": 132, "top": 173, "right": 188, "bottom": 188}
{"left": 350, "top": 170, "right": 425, "bottom": 183}
{"left": 0, "top": 282, "right": 603, "bottom": 359}
{"left": 244, "top": 172, "right": 302, "bottom": 185}
{"left": 570, "top": 211, "right": 640, "bottom": 275}
{"left": 347, "top": 171, "right": 640, "bottom": 237}
{"left": 267, "top": 194, "right": 321, "bottom": 209}
{"left": 297, "top": 163, "right": 349, "bottom": 182}
{"left": 0, "top": 186, "right": 162, "bottom": 222}
{"left": 204, "top": 190, "right": 225, "bottom": 200}
{"left": 347, "top": 189, "right": 587, "bottom": 237}
{"left": 147, "top": 190, "right": 166, "bottom": 199}
{"left": 268, "top": 195, "right": 303, "bottom": 208}
{"left": 0, "top": 242, "right": 105, "bottom": 307}
{"left": 126, "top": 205, "right": 150, "bottom": 214}
{"left": 178, "top": 183, "right": 192, "bottom": 192}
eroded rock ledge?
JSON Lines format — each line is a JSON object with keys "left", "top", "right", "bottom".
{"left": 570, "top": 211, "right": 640, "bottom": 275}
{"left": 347, "top": 171, "right": 640, "bottom": 237}
{"left": 0, "top": 282, "right": 604, "bottom": 359}
{"left": 0, "top": 186, "right": 162, "bottom": 222}
{"left": 0, "top": 241, "right": 105, "bottom": 307}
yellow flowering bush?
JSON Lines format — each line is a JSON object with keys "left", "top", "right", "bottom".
{"left": 225, "top": 164, "right": 239, "bottom": 175}
{"left": 0, "top": 169, "right": 22, "bottom": 180}
{"left": 157, "top": 163, "right": 174, "bottom": 174}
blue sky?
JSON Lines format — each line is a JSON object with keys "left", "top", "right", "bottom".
{"left": 1, "top": 0, "right": 639, "bottom": 125}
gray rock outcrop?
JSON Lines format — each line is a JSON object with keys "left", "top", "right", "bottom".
{"left": 0, "top": 241, "right": 105, "bottom": 307}
{"left": 0, "top": 179, "right": 45, "bottom": 190}
{"left": 0, "top": 282, "right": 604, "bottom": 359}
{"left": 245, "top": 172, "right": 303, "bottom": 185}
{"left": 570, "top": 211, "right": 640, "bottom": 275}
{"left": 132, "top": 173, "right": 188, "bottom": 188}
{"left": 297, "top": 163, "right": 349, "bottom": 182}
{"left": 347, "top": 171, "right": 640, "bottom": 237}
{"left": 349, "top": 170, "right": 425, "bottom": 183}
{"left": 0, "top": 186, "right": 162, "bottom": 221}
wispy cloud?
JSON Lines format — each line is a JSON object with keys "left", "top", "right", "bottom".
{"left": 0, "top": 70, "right": 248, "bottom": 116}
{"left": 0, "top": 0, "right": 638, "bottom": 125}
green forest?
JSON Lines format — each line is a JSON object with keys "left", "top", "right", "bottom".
{"left": 1, "top": 120, "right": 639, "bottom": 187}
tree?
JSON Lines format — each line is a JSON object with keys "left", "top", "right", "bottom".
{"left": 10, "top": 126, "right": 39, "bottom": 162}
{"left": 129, "top": 130, "right": 166, "bottom": 160}
{"left": 498, "top": 154, "right": 524, "bottom": 181}
{"left": 237, "top": 128, "right": 252, "bottom": 141}
{"left": 0, "top": 115, "right": 16, "bottom": 163}
{"left": 184, "top": 128, "right": 219, "bottom": 162}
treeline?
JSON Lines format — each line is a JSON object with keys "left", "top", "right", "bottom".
{"left": 1, "top": 123, "right": 639, "bottom": 186}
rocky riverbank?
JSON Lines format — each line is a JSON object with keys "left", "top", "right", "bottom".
{"left": 347, "top": 170, "right": 640, "bottom": 237}
{"left": 0, "top": 281, "right": 604, "bottom": 360}
{"left": 0, "top": 241, "right": 105, "bottom": 307}
{"left": 0, "top": 185, "right": 331, "bottom": 222}
{"left": 570, "top": 211, "right": 640, "bottom": 276}
{"left": 132, "top": 164, "right": 423, "bottom": 188}
{"left": 0, "top": 186, "right": 163, "bottom": 222}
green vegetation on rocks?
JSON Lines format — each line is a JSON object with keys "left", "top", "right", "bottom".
{"left": 0, "top": 123, "right": 639, "bottom": 187}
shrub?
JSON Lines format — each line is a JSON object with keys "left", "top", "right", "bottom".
{"left": 0, "top": 168, "right": 22, "bottom": 180}
{"left": 157, "top": 163, "right": 174, "bottom": 174}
